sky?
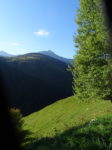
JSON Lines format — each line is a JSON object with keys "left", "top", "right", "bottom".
{"left": 0, "top": 0, "right": 79, "bottom": 58}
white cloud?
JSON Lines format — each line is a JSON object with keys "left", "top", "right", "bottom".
{"left": 34, "top": 30, "right": 49, "bottom": 36}
{"left": 10, "top": 42, "right": 20, "bottom": 46}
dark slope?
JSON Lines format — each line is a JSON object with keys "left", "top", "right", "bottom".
{"left": 0, "top": 53, "right": 73, "bottom": 115}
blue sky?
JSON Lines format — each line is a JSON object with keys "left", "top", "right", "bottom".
{"left": 0, "top": 0, "right": 79, "bottom": 58}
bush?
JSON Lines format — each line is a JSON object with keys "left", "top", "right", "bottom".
{"left": 9, "top": 108, "right": 25, "bottom": 143}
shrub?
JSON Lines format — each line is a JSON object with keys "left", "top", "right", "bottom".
{"left": 9, "top": 108, "right": 25, "bottom": 143}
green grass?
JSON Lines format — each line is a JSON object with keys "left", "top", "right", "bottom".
{"left": 23, "top": 96, "right": 112, "bottom": 149}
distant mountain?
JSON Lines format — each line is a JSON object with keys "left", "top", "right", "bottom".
{"left": 0, "top": 50, "right": 73, "bottom": 63}
{"left": 0, "top": 53, "right": 73, "bottom": 115}
{"left": 0, "top": 51, "right": 14, "bottom": 57}
{"left": 39, "top": 50, "right": 73, "bottom": 64}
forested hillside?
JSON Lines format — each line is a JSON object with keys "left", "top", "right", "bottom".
{"left": 0, "top": 53, "right": 73, "bottom": 115}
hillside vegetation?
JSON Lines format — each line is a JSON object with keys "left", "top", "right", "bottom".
{"left": 23, "top": 96, "right": 112, "bottom": 150}
{"left": 0, "top": 53, "right": 72, "bottom": 115}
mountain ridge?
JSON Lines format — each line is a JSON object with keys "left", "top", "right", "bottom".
{"left": 0, "top": 53, "right": 73, "bottom": 115}
{"left": 0, "top": 51, "right": 14, "bottom": 57}
{"left": 0, "top": 50, "right": 73, "bottom": 64}
{"left": 39, "top": 50, "right": 72, "bottom": 64}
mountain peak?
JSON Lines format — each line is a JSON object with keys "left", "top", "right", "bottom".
{"left": 0, "top": 51, "right": 13, "bottom": 57}
{"left": 47, "top": 50, "right": 54, "bottom": 53}
{"left": 47, "top": 50, "right": 56, "bottom": 54}
{"left": 41, "top": 50, "right": 55, "bottom": 54}
{"left": 39, "top": 50, "right": 72, "bottom": 64}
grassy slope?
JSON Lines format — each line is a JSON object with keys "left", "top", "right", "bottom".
{"left": 23, "top": 96, "right": 112, "bottom": 140}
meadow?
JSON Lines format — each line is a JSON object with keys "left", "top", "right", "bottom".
{"left": 23, "top": 96, "right": 112, "bottom": 150}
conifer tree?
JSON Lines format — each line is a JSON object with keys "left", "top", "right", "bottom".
{"left": 73, "top": 0, "right": 112, "bottom": 100}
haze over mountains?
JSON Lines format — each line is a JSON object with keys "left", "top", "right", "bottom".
{"left": 0, "top": 50, "right": 73, "bottom": 64}
{"left": 0, "top": 51, "right": 14, "bottom": 57}
{"left": 39, "top": 50, "right": 72, "bottom": 64}
{"left": 0, "top": 52, "right": 73, "bottom": 115}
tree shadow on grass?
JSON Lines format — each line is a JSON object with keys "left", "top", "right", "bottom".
{"left": 20, "top": 128, "right": 35, "bottom": 150}
{"left": 24, "top": 115, "right": 112, "bottom": 150}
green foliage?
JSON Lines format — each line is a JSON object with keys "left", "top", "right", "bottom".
{"left": 72, "top": 0, "right": 112, "bottom": 100}
{"left": 10, "top": 108, "right": 23, "bottom": 130}
{"left": 9, "top": 108, "right": 26, "bottom": 143}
